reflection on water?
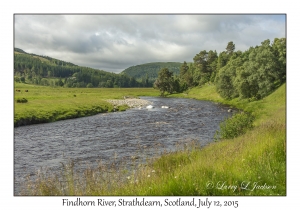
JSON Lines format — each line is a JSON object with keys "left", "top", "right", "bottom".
{"left": 14, "top": 97, "right": 233, "bottom": 194}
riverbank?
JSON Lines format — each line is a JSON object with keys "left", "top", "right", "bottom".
{"left": 14, "top": 83, "right": 159, "bottom": 127}
{"left": 22, "top": 83, "right": 286, "bottom": 195}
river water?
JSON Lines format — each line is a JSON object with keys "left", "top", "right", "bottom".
{"left": 14, "top": 97, "right": 233, "bottom": 195}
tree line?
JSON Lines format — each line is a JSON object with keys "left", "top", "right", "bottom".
{"left": 154, "top": 38, "right": 286, "bottom": 99}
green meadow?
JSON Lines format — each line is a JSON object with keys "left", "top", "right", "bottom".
{"left": 20, "top": 83, "right": 286, "bottom": 196}
{"left": 14, "top": 83, "right": 159, "bottom": 126}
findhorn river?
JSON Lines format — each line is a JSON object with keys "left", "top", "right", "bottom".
{"left": 14, "top": 97, "right": 234, "bottom": 195}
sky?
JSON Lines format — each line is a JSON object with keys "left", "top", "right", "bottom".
{"left": 14, "top": 14, "right": 286, "bottom": 73}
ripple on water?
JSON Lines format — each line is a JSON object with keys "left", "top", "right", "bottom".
{"left": 14, "top": 97, "right": 233, "bottom": 195}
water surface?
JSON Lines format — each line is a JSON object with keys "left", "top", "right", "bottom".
{"left": 14, "top": 97, "right": 233, "bottom": 194}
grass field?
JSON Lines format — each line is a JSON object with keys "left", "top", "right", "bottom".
{"left": 20, "top": 83, "right": 286, "bottom": 196}
{"left": 14, "top": 83, "right": 159, "bottom": 126}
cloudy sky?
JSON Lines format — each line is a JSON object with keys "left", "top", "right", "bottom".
{"left": 14, "top": 14, "right": 286, "bottom": 73}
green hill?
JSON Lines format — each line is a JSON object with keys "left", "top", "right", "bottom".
{"left": 121, "top": 62, "right": 183, "bottom": 81}
{"left": 14, "top": 48, "right": 185, "bottom": 88}
{"left": 14, "top": 48, "right": 143, "bottom": 88}
{"left": 14, "top": 48, "right": 78, "bottom": 67}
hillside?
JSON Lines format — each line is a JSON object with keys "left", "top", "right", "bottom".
{"left": 14, "top": 48, "right": 143, "bottom": 88}
{"left": 121, "top": 62, "right": 183, "bottom": 81}
{"left": 14, "top": 48, "right": 78, "bottom": 67}
{"left": 14, "top": 48, "right": 185, "bottom": 88}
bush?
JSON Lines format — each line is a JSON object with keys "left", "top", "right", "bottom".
{"left": 116, "top": 104, "right": 129, "bottom": 112}
{"left": 14, "top": 76, "right": 21, "bottom": 83}
{"left": 16, "top": 98, "right": 28, "bottom": 103}
{"left": 86, "top": 83, "right": 93, "bottom": 88}
{"left": 215, "top": 112, "right": 254, "bottom": 139}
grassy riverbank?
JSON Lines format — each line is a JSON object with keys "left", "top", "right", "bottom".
{"left": 130, "top": 84, "right": 286, "bottom": 195}
{"left": 14, "top": 83, "right": 159, "bottom": 126}
{"left": 21, "top": 83, "right": 286, "bottom": 196}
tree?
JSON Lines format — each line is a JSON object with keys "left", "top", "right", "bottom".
{"left": 193, "top": 50, "right": 207, "bottom": 85}
{"left": 14, "top": 76, "right": 20, "bottom": 83}
{"left": 86, "top": 83, "right": 93, "bottom": 88}
{"left": 47, "top": 70, "right": 52, "bottom": 78}
{"left": 206, "top": 50, "right": 218, "bottom": 83}
{"left": 105, "top": 80, "right": 113, "bottom": 88}
{"left": 145, "top": 73, "right": 149, "bottom": 87}
{"left": 193, "top": 50, "right": 218, "bottom": 85}
{"left": 56, "top": 78, "right": 64, "bottom": 87}
{"left": 20, "top": 76, "right": 25, "bottom": 83}
{"left": 272, "top": 38, "right": 286, "bottom": 84}
{"left": 40, "top": 78, "right": 49, "bottom": 86}
{"left": 173, "top": 76, "right": 181, "bottom": 93}
{"left": 179, "top": 61, "right": 189, "bottom": 78}
{"left": 154, "top": 68, "right": 174, "bottom": 97}
{"left": 179, "top": 61, "right": 191, "bottom": 90}
{"left": 194, "top": 50, "right": 208, "bottom": 72}
{"left": 215, "top": 42, "right": 235, "bottom": 79}
{"left": 216, "top": 51, "right": 229, "bottom": 72}
{"left": 226, "top": 41, "right": 235, "bottom": 55}
{"left": 129, "top": 77, "right": 137, "bottom": 87}
{"left": 233, "top": 39, "right": 283, "bottom": 99}
{"left": 215, "top": 56, "right": 243, "bottom": 99}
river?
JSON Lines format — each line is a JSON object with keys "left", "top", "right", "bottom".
{"left": 14, "top": 97, "right": 233, "bottom": 195}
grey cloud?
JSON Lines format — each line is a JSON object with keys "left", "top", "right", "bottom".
{"left": 14, "top": 14, "right": 286, "bottom": 73}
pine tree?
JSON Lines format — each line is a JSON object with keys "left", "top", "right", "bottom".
{"left": 154, "top": 68, "right": 174, "bottom": 97}
{"left": 226, "top": 41, "right": 235, "bottom": 55}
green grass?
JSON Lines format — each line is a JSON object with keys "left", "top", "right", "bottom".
{"left": 14, "top": 83, "right": 159, "bottom": 126}
{"left": 20, "top": 83, "right": 286, "bottom": 196}
{"left": 172, "top": 83, "right": 286, "bottom": 125}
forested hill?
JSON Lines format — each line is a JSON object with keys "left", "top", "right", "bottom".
{"left": 14, "top": 48, "right": 144, "bottom": 88}
{"left": 121, "top": 62, "right": 183, "bottom": 81}
{"left": 14, "top": 48, "right": 79, "bottom": 68}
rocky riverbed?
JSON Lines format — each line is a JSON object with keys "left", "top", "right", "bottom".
{"left": 106, "top": 98, "right": 152, "bottom": 108}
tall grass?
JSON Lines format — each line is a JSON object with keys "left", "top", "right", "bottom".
{"left": 19, "top": 83, "right": 286, "bottom": 196}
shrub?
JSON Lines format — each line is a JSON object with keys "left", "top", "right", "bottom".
{"left": 16, "top": 98, "right": 28, "bottom": 103}
{"left": 116, "top": 105, "right": 129, "bottom": 112}
{"left": 86, "top": 83, "right": 93, "bottom": 88}
{"left": 14, "top": 76, "right": 21, "bottom": 83}
{"left": 215, "top": 112, "right": 254, "bottom": 139}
